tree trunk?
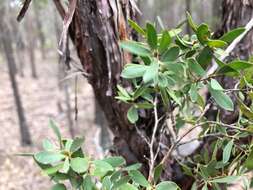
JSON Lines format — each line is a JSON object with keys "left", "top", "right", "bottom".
{"left": 185, "top": 0, "right": 191, "bottom": 34}
{"left": 33, "top": 2, "right": 46, "bottom": 59}
{"left": 208, "top": 0, "right": 253, "bottom": 124}
{"left": 0, "top": 12, "right": 32, "bottom": 146}
{"left": 66, "top": 0, "right": 155, "bottom": 174}
{"left": 25, "top": 14, "right": 38, "bottom": 79}
{"left": 94, "top": 99, "right": 111, "bottom": 151}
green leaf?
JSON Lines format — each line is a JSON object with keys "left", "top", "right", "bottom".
{"left": 196, "top": 24, "right": 210, "bottom": 45}
{"left": 34, "top": 151, "right": 65, "bottom": 164}
{"left": 43, "top": 163, "right": 64, "bottom": 175}
{"left": 210, "top": 79, "right": 223, "bottom": 91}
{"left": 43, "top": 139, "right": 55, "bottom": 151}
{"left": 159, "top": 31, "right": 171, "bottom": 53}
{"left": 244, "top": 148, "right": 253, "bottom": 169}
{"left": 136, "top": 102, "right": 154, "bottom": 109}
{"left": 124, "top": 163, "right": 142, "bottom": 171}
{"left": 117, "top": 85, "right": 130, "bottom": 98}
{"left": 161, "top": 46, "right": 180, "bottom": 62}
{"left": 223, "top": 140, "right": 234, "bottom": 164}
{"left": 210, "top": 176, "right": 240, "bottom": 184}
{"left": 188, "top": 58, "right": 206, "bottom": 77}
{"left": 154, "top": 164, "right": 163, "bottom": 184}
{"left": 129, "top": 170, "right": 150, "bottom": 187}
{"left": 120, "top": 41, "right": 150, "bottom": 56}
{"left": 112, "top": 176, "right": 131, "bottom": 189}
{"left": 160, "top": 88, "right": 169, "bottom": 105}
{"left": 127, "top": 106, "right": 139, "bottom": 124}
{"left": 209, "top": 85, "right": 234, "bottom": 111}
{"left": 62, "top": 158, "right": 70, "bottom": 173}
{"left": 83, "top": 175, "right": 94, "bottom": 190}
{"left": 102, "top": 156, "right": 126, "bottom": 168}
{"left": 197, "top": 46, "right": 213, "bottom": 69}
{"left": 169, "top": 28, "right": 182, "bottom": 37}
{"left": 227, "top": 60, "right": 253, "bottom": 70}
{"left": 207, "top": 40, "right": 227, "bottom": 48}
{"left": 133, "top": 85, "right": 148, "bottom": 100}
{"left": 158, "top": 74, "right": 169, "bottom": 88}
{"left": 119, "top": 183, "right": 138, "bottom": 190}
{"left": 70, "top": 157, "right": 89, "bottom": 173}
{"left": 186, "top": 12, "right": 197, "bottom": 32}
{"left": 121, "top": 64, "right": 147, "bottom": 79}
{"left": 128, "top": 19, "right": 146, "bottom": 36}
{"left": 238, "top": 98, "right": 253, "bottom": 120}
{"left": 146, "top": 22, "right": 157, "bottom": 49}
{"left": 64, "top": 139, "right": 73, "bottom": 151}
{"left": 167, "top": 89, "right": 181, "bottom": 106}
{"left": 70, "top": 137, "right": 84, "bottom": 153}
{"left": 51, "top": 183, "right": 67, "bottom": 190}
{"left": 143, "top": 63, "right": 159, "bottom": 83}
{"left": 49, "top": 120, "right": 62, "bottom": 148}
{"left": 156, "top": 181, "right": 179, "bottom": 190}
{"left": 220, "top": 27, "right": 245, "bottom": 44}
{"left": 92, "top": 160, "right": 114, "bottom": 177}
{"left": 218, "top": 60, "right": 253, "bottom": 75}
{"left": 189, "top": 84, "right": 198, "bottom": 102}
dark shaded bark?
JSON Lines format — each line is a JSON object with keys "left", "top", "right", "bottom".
{"left": 0, "top": 12, "right": 32, "bottom": 146}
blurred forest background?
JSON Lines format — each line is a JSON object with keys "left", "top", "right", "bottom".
{"left": 0, "top": 0, "right": 221, "bottom": 189}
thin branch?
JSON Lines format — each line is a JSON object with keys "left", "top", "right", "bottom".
{"left": 17, "top": 0, "right": 32, "bottom": 22}
{"left": 148, "top": 96, "right": 159, "bottom": 182}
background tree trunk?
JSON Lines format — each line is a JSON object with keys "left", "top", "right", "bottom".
{"left": 25, "top": 13, "right": 38, "bottom": 79}
{"left": 185, "top": 0, "right": 191, "bottom": 34}
{"left": 208, "top": 0, "right": 253, "bottom": 123}
{"left": 33, "top": 2, "right": 46, "bottom": 59}
{"left": 0, "top": 10, "right": 32, "bottom": 146}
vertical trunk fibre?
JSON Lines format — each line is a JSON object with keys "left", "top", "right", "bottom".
{"left": 0, "top": 14, "right": 32, "bottom": 146}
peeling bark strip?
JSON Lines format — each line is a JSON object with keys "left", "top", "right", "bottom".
{"left": 17, "top": 0, "right": 32, "bottom": 22}
{"left": 59, "top": 0, "right": 77, "bottom": 55}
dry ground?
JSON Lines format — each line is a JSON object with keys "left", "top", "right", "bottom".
{"left": 0, "top": 52, "right": 102, "bottom": 190}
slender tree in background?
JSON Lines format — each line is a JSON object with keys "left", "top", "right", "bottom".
{"left": 33, "top": 1, "right": 46, "bottom": 59}
{"left": 185, "top": 0, "right": 191, "bottom": 34}
{"left": 0, "top": 7, "right": 32, "bottom": 146}
{"left": 25, "top": 11, "right": 38, "bottom": 79}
